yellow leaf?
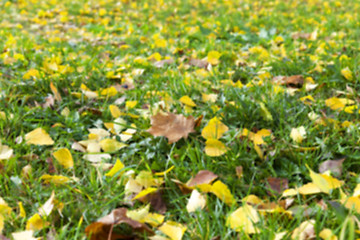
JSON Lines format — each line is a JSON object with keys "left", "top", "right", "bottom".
{"left": 18, "top": 202, "right": 26, "bottom": 218}
{"left": 319, "top": 228, "right": 338, "bottom": 240}
{"left": 40, "top": 174, "right": 71, "bottom": 185}
{"left": 100, "top": 86, "right": 118, "bottom": 97}
{"left": 341, "top": 67, "right": 353, "bottom": 81}
{"left": 23, "top": 69, "right": 40, "bottom": 80}
{"left": 179, "top": 95, "right": 196, "bottom": 107}
{"left": 259, "top": 102, "right": 273, "bottom": 121}
{"left": 202, "top": 93, "right": 218, "bottom": 103}
{"left": 25, "top": 128, "right": 54, "bottom": 145}
{"left": 126, "top": 204, "right": 150, "bottom": 222}
{"left": 158, "top": 221, "right": 187, "bottom": 240}
{"left": 50, "top": 82, "right": 62, "bottom": 102}
{"left": 306, "top": 165, "right": 343, "bottom": 194}
{"left": 100, "top": 138, "right": 127, "bottom": 152}
{"left": 298, "top": 183, "right": 322, "bottom": 195}
{"left": 186, "top": 189, "right": 206, "bottom": 213}
{"left": 105, "top": 159, "right": 124, "bottom": 177}
{"left": 26, "top": 213, "right": 48, "bottom": 231}
{"left": 126, "top": 100, "right": 138, "bottom": 109}
{"left": 52, "top": 148, "right": 74, "bottom": 169}
{"left": 207, "top": 51, "right": 221, "bottom": 65}
{"left": 342, "top": 196, "right": 360, "bottom": 213}
{"left": 210, "top": 180, "right": 235, "bottom": 205}
{"left": 204, "top": 139, "right": 228, "bottom": 157}
{"left": 226, "top": 204, "right": 259, "bottom": 234}
{"left": 201, "top": 117, "right": 228, "bottom": 140}
{"left": 290, "top": 126, "right": 306, "bottom": 143}
{"left": 154, "top": 165, "right": 175, "bottom": 176}
{"left": 242, "top": 195, "right": 263, "bottom": 205}
{"left": 109, "top": 105, "right": 122, "bottom": 118}
{"left": 0, "top": 143, "right": 13, "bottom": 160}
{"left": 0, "top": 198, "right": 12, "bottom": 216}
{"left": 143, "top": 213, "right": 165, "bottom": 227}
{"left": 132, "top": 187, "right": 158, "bottom": 200}
{"left": 325, "top": 97, "right": 354, "bottom": 111}
{"left": 0, "top": 215, "right": 3, "bottom": 234}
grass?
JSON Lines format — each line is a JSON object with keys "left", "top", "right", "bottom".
{"left": 0, "top": 0, "right": 360, "bottom": 239}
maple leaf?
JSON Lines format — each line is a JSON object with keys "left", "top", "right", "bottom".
{"left": 147, "top": 112, "right": 195, "bottom": 144}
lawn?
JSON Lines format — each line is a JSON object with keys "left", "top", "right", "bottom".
{"left": 0, "top": 0, "right": 360, "bottom": 239}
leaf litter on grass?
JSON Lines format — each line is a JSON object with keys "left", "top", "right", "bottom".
{"left": 0, "top": 0, "right": 360, "bottom": 239}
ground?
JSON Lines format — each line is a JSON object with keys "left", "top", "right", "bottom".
{"left": 0, "top": 0, "right": 360, "bottom": 239}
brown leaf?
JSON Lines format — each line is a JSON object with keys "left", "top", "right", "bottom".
{"left": 291, "top": 32, "right": 311, "bottom": 40}
{"left": 42, "top": 94, "right": 55, "bottom": 108}
{"left": 266, "top": 177, "right": 288, "bottom": 195}
{"left": 187, "top": 170, "right": 218, "bottom": 187}
{"left": 272, "top": 75, "right": 304, "bottom": 88}
{"left": 153, "top": 59, "right": 174, "bottom": 68}
{"left": 235, "top": 166, "right": 243, "bottom": 179}
{"left": 319, "top": 157, "right": 346, "bottom": 176}
{"left": 188, "top": 58, "right": 209, "bottom": 69}
{"left": 147, "top": 112, "right": 195, "bottom": 144}
{"left": 0, "top": 235, "right": 10, "bottom": 240}
{"left": 46, "top": 157, "right": 56, "bottom": 174}
{"left": 85, "top": 208, "right": 152, "bottom": 240}
{"left": 148, "top": 190, "right": 167, "bottom": 214}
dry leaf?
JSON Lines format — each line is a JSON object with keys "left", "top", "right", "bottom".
{"left": 12, "top": 230, "right": 38, "bottom": 240}
{"left": 25, "top": 128, "right": 54, "bottom": 145}
{"left": 105, "top": 159, "right": 124, "bottom": 177}
{"left": 38, "top": 191, "right": 55, "bottom": 217}
{"left": 201, "top": 117, "right": 228, "bottom": 140}
{"left": 0, "top": 143, "right": 13, "bottom": 160}
{"left": 291, "top": 220, "right": 315, "bottom": 240}
{"left": 210, "top": 180, "right": 235, "bottom": 205}
{"left": 188, "top": 58, "right": 209, "bottom": 68}
{"left": 85, "top": 208, "right": 152, "bottom": 240}
{"left": 306, "top": 164, "right": 343, "bottom": 194}
{"left": 272, "top": 75, "right": 304, "bottom": 88}
{"left": 186, "top": 189, "right": 206, "bottom": 213}
{"left": 153, "top": 58, "right": 174, "bottom": 68}
{"left": 187, "top": 170, "right": 218, "bottom": 187}
{"left": 267, "top": 177, "right": 289, "bottom": 195}
{"left": 290, "top": 126, "right": 306, "bottom": 143}
{"left": 147, "top": 112, "right": 195, "bottom": 144}
{"left": 319, "top": 158, "right": 345, "bottom": 176}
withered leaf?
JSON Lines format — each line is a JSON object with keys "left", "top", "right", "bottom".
{"left": 272, "top": 75, "right": 304, "bottom": 88}
{"left": 188, "top": 58, "right": 209, "bottom": 69}
{"left": 46, "top": 157, "right": 56, "bottom": 174}
{"left": 148, "top": 190, "right": 167, "bottom": 214}
{"left": 187, "top": 170, "right": 218, "bottom": 187}
{"left": 147, "top": 112, "right": 195, "bottom": 144}
{"left": 319, "top": 157, "right": 346, "bottom": 176}
{"left": 85, "top": 208, "right": 152, "bottom": 240}
{"left": 153, "top": 58, "right": 175, "bottom": 68}
{"left": 266, "top": 177, "right": 289, "bottom": 195}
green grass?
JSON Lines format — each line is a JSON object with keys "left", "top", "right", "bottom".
{"left": 0, "top": 0, "right": 360, "bottom": 239}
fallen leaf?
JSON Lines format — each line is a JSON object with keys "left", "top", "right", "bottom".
{"left": 341, "top": 67, "right": 353, "bottom": 81}
{"left": 272, "top": 75, "right": 304, "bottom": 88}
{"left": 12, "top": 230, "right": 38, "bottom": 240}
{"left": 26, "top": 213, "right": 48, "bottom": 231}
{"left": 147, "top": 112, "right": 195, "bottom": 144}
{"left": 210, "top": 180, "right": 235, "bottom": 205}
{"left": 154, "top": 58, "right": 174, "bottom": 68}
{"left": 188, "top": 58, "right": 209, "bottom": 68}
{"left": 25, "top": 128, "right": 54, "bottom": 145}
{"left": 319, "top": 158, "right": 345, "bottom": 176}
{"left": 235, "top": 166, "right": 243, "bottom": 179}
{"left": 179, "top": 95, "right": 196, "bottom": 107}
{"left": 325, "top": 97, "right": 354, "bottom": 111}
{"left": 201, "top": 117, "right": 228, "bottom": 140}
{"left": 85, "top": 208, "right": 152, "bottom": 240}
{"left": 291, "top": 220, "right": 315, "bottom": 240}
{"left": 226, "top": 204, "right": 259, "bottom": 234}
{"left": 290, "top": 126, "right": 306, "bottom": 143}
{"left": 50, "top": 82, "right": 62, "bottom": 102}
{"left": 100, "top": 139, "right": 127, "bottom": 152}
{"left": 319, "top": 228, "right": 337, "bottom": 240}
{"left": 204, "top": 139, "right": 228, "bottom": 157}
{"left": 266, "top": 177, "right": 289, "bottom": 195}
{"left": 306, "top": 165, "right": 344, "bottom": 194}
{"left": 0, "top": 143, "right": 13, "bottom": 160}
{"left": 186, "top": 189, "right": 206, "bottom": 213}
{"left": 105, "top": 159, "right": 124, "bottom": 177}
{"left": 132, "top": 187, "right": 158, "bottom": 201}
{"left": 83, "top": 153, "right": 112, "bottom": 163}
{"left": 187, "top": 170, "right": 218, "bottom": 187}
{"left": 52, "top": 148, "right": 74, "bottom": 169}
{"left": 38, "top": 191, "right": 55, "bottom": 216}
{"left": 207, "top": 51, "right": 221, "bottom": 65}
{"left": 158, "top": 221, "right": 187, "bottom": 240}
{"left": 40, "top": 174, "right": 71, "bottom": 185}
